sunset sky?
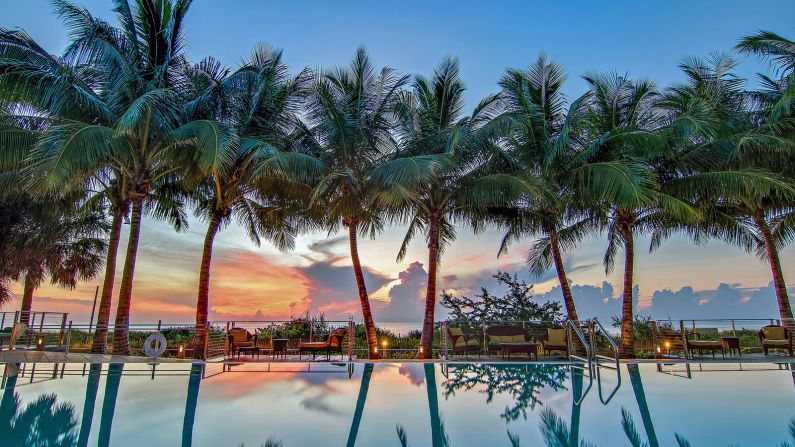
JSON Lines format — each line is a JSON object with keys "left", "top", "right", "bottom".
{"left": 3, "top": 0, "right": 795, "bottom": 327}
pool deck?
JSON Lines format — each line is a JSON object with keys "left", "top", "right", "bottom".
{"left": 1, "top": 349, "right": 793, "bottom": 365}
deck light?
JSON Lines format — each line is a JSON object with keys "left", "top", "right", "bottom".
{"left": 177, "top": 343, "right": 185, "bottom": 359}
{"left": 36, "top": 336, "right": 44, "bottom": 351}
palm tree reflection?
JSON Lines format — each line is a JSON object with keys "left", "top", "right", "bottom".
{"left": 346, "top": 363, "right": 374, "bottom": 447}
{"left": 0, "top": 364, "right": 79, "bottom": 446}
{"left": 77, "top": 363, "right": 102, "bottom": 447}
{"left": 442, "top": 363, "right": 568, "bottom": 421}
{"left": 182, "top": 363, "right": 204, "bottom": 447}
{"left": 98, "top": 363, "right": 124, "bottom": 447}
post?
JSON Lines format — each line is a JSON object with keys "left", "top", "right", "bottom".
{"left": 157, "top": 320, "right": 162, "bottom": 332}
{"left": 88, "top": 285, "right": 99, "bottom": 335}
{"left": 309, "top": 318, "right": 313, "bottom": 343}
{"left": 203, "top": 322, "right": 210, "bottom": 359}
{"left": 680, "top": 320, "right": 689, "bottom": 359}
{"left": 440, "top": 321, "right": 448, "bottom": 360}
{"left": 731, "top": 320, "right": 737, "bottom": 337}
{"left": 347, "top": 318, "right": 355, "bottom": 361}
{"left": 58, "top": 314, "right": 67, "bottom": 345}
{"left": 65, "top": 322, "right": 72, "bottom": 354}
{"left": 651, "top": 320, "right": 660, "bottom": 359}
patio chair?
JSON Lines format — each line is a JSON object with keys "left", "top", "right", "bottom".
{"left": 684, "top": 332, "right": 723, "bottom": 358}
{"left": 299, "top": 329, "right": 347, "bottom": 360}
{"left": 656, "top": 326, "right": 684, "bottom": 355}
{"left": 485, "top": 325, "right": 531, "bottom": 355}
{"left": 758, "top": 325, "right": 793, "bottom": 357}
{"left": 227, "top": 328, "right": 257, "bottom": 358}
{"left": 446, "top": 327, "right": 479, "bottom": 357}
{"left": 540, "top": 328, "right": 569, "bottom": 356}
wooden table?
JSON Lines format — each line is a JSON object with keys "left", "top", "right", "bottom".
{"left": 721, "top": 336, "right": 741, "bottom": 356}
{"left": 499, "top": 342, "right": 538, "bottom": 360}
{"left": 272, "top": 339, "right": 288, "bottom": 359}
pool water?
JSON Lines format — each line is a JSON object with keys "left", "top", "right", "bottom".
{"left": 1, "top": 361, "right": 794, "bottom": 446}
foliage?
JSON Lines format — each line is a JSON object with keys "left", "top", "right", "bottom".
{"left": 440, "top": 270, "right": 563, "bottom": 328}
{"left": 0, "top": 392, "right": 78, "bottom": 446}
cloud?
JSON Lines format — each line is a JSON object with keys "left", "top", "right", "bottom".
{"left": 373, "top": 261, "right": 427, "bottom": 322}
{"left": 299, "top": 258, "right": 392, "bottom": 319}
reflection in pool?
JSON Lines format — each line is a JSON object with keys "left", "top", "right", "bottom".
{"left": 1, "top": 361, "right": 794, "bottom": 446}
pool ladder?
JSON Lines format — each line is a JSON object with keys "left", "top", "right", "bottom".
{"left": 566, "top": 319, "right": 622, "bottom": 405}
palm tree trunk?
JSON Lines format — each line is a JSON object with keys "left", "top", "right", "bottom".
{"left": 193, "top": 213, "right": 222, "bottom": 359}
{"left": 619, "top": 223, "right": 635, "bottom": 359}
{"left": 91, "top": 208, "right": 124, "bottom": 354}
{"left": 753, "top": 210, "right": 795, "bottom": 326}
{"left": 346, "top": 363, "right": 374, "bottom": 447}
{"left": 550, "top": 231, "right": 578, "bottom": 321}
{"left": 420, "top": 217, "right": 440, "bottom": 359}
{"left": 112, "top": 199, "right": 144, "bottom": 355}
{"left": 20, "top": 274, "right": 35, "bottom": 325}
{"left": 346, "top": 219, "right": 379, "bottom": 359}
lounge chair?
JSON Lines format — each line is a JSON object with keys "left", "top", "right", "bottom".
{"left": 446, "top": 327, "right": 480, "bottom": 357}
{"left": 485, "top": 325, "right": 532, "bottom": 355}
{"left": 540, "top": 328, "right": 569, "bottom": 356}
{"left": 758, "top": 325, "right": 793, "bottom": 357}
{"left": 685, "top": 332, "right": 723, "bottom": 358}
{"left": 227, "top": 328, "right": 257, "bottom": 358}
{"left": 299, "top": 329, "right": 347, "bottom": 360}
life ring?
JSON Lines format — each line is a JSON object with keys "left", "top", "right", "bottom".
{"left": 143, "top": 332, "right": 167, "bottom": 357}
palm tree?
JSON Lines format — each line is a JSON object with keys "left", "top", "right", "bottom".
{"left": 656, "top": 53, "right": 795, "bottom": 326}
{"left": 2, "top": 191, "right": 107, "bottom": 324}
{"left": 180, "top": 48, "right": 318, "bottom": 357}
{"left": 302, "top": 48, "right": 409, "bottom": 359}
{"left": 494, "top": 55, "right": 597, "bottom": 322}
{"left": 735, "top": 32, "right": 795, "bottom": 324}
{"left": 381, "top": 57, "right": 538, "bottom": 358}
{"left": 0, "top": 1, "right": 238, "bottom": 354}
{"left": 573, "top": 73, "right": 698, "bottom": 358}
{"left": 77, "top": 363, "right": 102, "bottom": 447}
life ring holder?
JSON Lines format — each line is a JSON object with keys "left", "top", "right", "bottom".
{"left": 143, "top": 332, "right": 167, "bottom": 358}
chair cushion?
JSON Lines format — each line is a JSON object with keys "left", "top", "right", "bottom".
{"left": 547, "top": 329, "right": 567, "bottom": 345}
{"left": 234, "top": 341, "right": 254, "bottom": 348}
{"left": 454, "top": 338, "right": 478, "bottom": 348}
{"left": 763, "top": 339, "right": 791, "bottom": 347}
{"left": 510, "top": 335, "right": 526, "bottom": 343}
{"left": 448, "top": 327, "right": 463, "bottom": 337}
{"left": 763, "top": 326, "right": 787, "bottom": 340}
{"left": 230, "top": 329, "right": 250, "bottom": 343}
{"left": 300, "top": 341, "right": 330, "bottom": 350}
{"left": 490, "top": 335, "right": 510, "bottom": 344}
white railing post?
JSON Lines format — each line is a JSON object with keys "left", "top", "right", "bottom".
{"left": 440, "top": 321, "right": 448, "bottom": 360}
{"left": 347, "top": 318, "right": 355, "bottom": 361}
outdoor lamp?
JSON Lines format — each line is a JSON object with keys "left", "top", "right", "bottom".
{"left": 177, "top": 343, "right": 185, "bottom": 359}
{"left": 36, "top": 336, "right": 44, "bottom": 351}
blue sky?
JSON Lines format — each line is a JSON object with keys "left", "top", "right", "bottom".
{"left": 3, "top": 0, "right": 795, "bottom": 324}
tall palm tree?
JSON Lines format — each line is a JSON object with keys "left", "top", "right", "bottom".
{"left": 2, "top": 190, "right": 107, "bottom": 323}
{"left": 573, "top": 73, "right": 698, "bottom": 358}
{"left": 657, "top": 53, "right": 795, "bottom": 326}
{"left": 180, "top": 48, "right": 319, "bottom": 357}
{"left": 494, "top": 55, "right": 597, "bottom": 322}
{"left": 0, "top": 1, "right": 238, "bottom": 354}
{"left": 381, "top": 57, "right": 538, "bottom": 358}
{"left": 735, "top": 33, "right": 795, "bottom": 324}
{"left": 302, "top": 48, "right": 409, "bottom": 359}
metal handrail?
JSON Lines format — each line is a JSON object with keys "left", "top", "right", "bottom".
{"left": 566, "top": 320, "right": 591, "bottom": 365}
{"left": 591, "top": 318, "right": 620, "bottom": 370}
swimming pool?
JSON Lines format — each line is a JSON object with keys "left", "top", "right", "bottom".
{"left": 1, "top": 361, "right": 794, "bottom": 446}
